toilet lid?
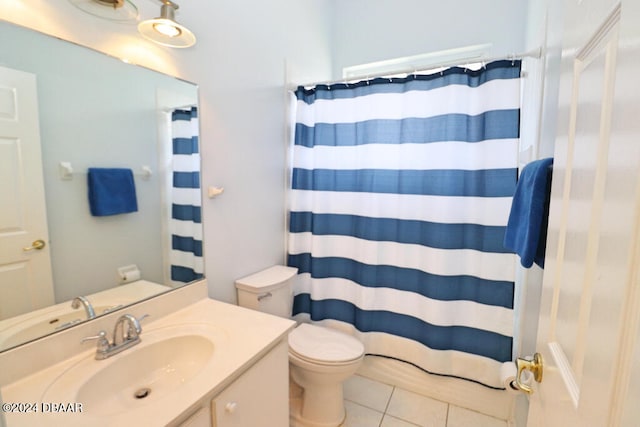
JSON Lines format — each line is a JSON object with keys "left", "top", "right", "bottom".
{"left": 288, "top": 323, "right": 364, "bottom": 364}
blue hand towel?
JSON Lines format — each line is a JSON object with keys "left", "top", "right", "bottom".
{"left": 88, "top": 168, "right": 138, "bottom": 216}
{"left": 503, "top": 158, "right": 554, "bottom": 268}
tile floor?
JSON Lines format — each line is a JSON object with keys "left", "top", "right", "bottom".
{"left": 342, "top": 375, "right": 509, "bottom": 427}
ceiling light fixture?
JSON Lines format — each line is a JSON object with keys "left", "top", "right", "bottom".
{"left": 69, "top": 0, "right": 139, "bottom": 22}
{"left": 138, "top": 0, "right": 196, "bottom": 48}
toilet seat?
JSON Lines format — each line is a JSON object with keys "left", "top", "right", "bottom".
{"left": 288, "top": 323, "right": 364, "bottom": 366}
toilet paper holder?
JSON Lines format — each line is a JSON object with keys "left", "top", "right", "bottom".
{"left": 117, "top": 264, "right": 141, "bottom": 284}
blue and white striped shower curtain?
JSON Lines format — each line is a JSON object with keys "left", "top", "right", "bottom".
{"left": 170, "top": 107, "right": 203, "bottom": 283}
{"left": 287, "top": 61, "right": 520, "bottom": 388}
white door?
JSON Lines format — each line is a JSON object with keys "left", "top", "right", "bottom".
{"left": 0, "top": 66, "right": 54, "bottom": 320}
{"left": 526, "top": 1, "right": 640, "bottom": 425}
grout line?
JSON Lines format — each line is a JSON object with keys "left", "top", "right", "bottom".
{"left": 445, "top": 403, "right": 451, "bottom": 427}
{"left": 377, "top": 386, "right": 395, "bottom": 427}
{"left": 384, "top": 386, "right": 395, "bottom": 413}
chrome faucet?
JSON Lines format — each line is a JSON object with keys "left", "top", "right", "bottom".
{"left": 112, "top": 314, "right": 143, "bottom": 347}
{"left": 82, "top": 314, "right": 148, "bottom": 360}
{"left": 71, "top": 296, "right": 96, "bottom": 319}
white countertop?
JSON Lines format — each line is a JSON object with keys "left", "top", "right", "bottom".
{"left": 1, "top": 298, "right": 295, "bottom": 426}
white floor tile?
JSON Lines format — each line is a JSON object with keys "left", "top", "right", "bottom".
{"left": 385, "top": 388, "right": 448, "bottom": 427}
{"left": 339, "top": 377, "right": 511, "bottom": 427}
{"left": 447, "top": 405, "right": 508, "bottom": 427}
{"left": 344, "top": 374, "right": 394, "bottom": 412}
{"left": 342, "top": 400, "right": 384, "bottom": 427}
{"left": 381, "top": 414, "right": 421, "bottom": 427}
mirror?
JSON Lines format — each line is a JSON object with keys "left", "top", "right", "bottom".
{"left": 0, "top": 20, "right": 203, "bottom": 352}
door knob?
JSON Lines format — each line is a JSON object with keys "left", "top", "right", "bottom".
{"left": 23, "top": 239, "right": 46, "bottom": 251}
{"left": 515, "top": 352, "right": 544, "bottom": 394}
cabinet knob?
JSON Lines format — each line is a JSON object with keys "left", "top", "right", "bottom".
{"left": 225, "top": 402, "right": 237, "bottom": 413}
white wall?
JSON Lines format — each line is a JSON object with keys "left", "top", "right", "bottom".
{"left": 0, "top": 0, "right": 334, "bottom": 304}
{"left": 188, "top": 3, "right": 334, "bottom": 303}
{"left": 0, "top": 21, "right": 198, "bottom": 302}
{"left": 330, "top": 0, "right": 528, "bottom": 77}
{"left": 0, "top": 0, "right": 534, "bottom": 306}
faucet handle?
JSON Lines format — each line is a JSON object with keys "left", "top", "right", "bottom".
{"left": 120, "top": 314, "right": 149, "bottom": 340}
{"left": 128, "top": 314, "right": 149, "bottom": 339}
{"left": 81, "top": 330, "right": 110, "bottom": 352}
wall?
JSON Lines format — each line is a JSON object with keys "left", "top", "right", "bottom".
{"left": 330, "top": 0, "right": 528, "bottom": 78}
{"left": 176, "top": 0, "right": 531, "bottom": 303}
{"left": 0, "top": 21, "right": 197, "bottom": 302}
{"left": 0, "top": 0, "right": 334, "bottom": 304}
{"left": 1, "top": 1, "right": 534, "bottom": 306}
{"left": 188, "top": 3, "right": 334, "bottom": 303}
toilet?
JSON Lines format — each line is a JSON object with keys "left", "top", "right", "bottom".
{"left": 235, "top": 265, "right": 364, "bottom": 427}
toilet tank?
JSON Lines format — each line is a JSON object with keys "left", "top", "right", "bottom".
{"left": 235, "top": 265, "right": 298, "bottom": 318}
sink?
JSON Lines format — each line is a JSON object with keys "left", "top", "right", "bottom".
{"left": 42, "top": 323, "right": 221, "bottom": 417}
{"left": 0, "top": 305, "right": 114, "bottom": 349}
{"left": 76, "top": 335, "right": 212, "bottom": 416}
{"left": 0, "top": 298, "right": 295, "bottom": 427}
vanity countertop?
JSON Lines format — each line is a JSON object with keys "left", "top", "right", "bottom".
{"left": 1, "top": 298, "right": 295, "bottom": 426}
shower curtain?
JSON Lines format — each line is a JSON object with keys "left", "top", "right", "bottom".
{"left": 170, "top": 107, "right": 203, "bottom": 283}
{"left": 287, "top": 61, "right": 521, "bottom": 388}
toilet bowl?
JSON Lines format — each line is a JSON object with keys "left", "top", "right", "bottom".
{"left": 289, "top": 323, "right": 364, "bottom": 426}
{"left": 235, "top": 266, "right": 365, "bottom": 427}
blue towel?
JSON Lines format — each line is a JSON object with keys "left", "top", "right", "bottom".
{"left": 88, "top": 168, "right": 138, "bottom": 216}
{"left": 503, "top": 158, "right": 554, "bottom": 268}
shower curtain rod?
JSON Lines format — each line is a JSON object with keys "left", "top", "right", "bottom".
{"left": 296, "top": 47, "right": 542, "bottom": 89}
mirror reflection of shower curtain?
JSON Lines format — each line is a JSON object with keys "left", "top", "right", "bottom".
{"left": 288, "top": 61, "right": 520, "bottom": 389}
{"left": 169, "top": 107, "right": 203, "bottom": 284}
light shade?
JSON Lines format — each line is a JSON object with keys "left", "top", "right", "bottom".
{"left": 69, "top": 0, "right": 139, "bottom": 22}
{"left": 138, "top": 3, "right": 196, "bottom": 48}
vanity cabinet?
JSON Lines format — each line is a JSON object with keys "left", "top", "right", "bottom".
{"left": 211, "top": 340, "right": 289, "bottom": 427}
{"left": 178, "top": 406, "right": 211, "bottom": 427}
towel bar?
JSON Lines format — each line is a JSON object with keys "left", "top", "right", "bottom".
{"left": 59, "top": 162, "right": 152, "bottom": 180}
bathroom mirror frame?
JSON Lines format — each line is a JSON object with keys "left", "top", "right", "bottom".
{"left": 0, "top": 19, "right": 204, "bottom": 352}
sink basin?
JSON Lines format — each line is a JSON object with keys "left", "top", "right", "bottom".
{"left": 42, "top": 324, "right": 221, "bottom": 417}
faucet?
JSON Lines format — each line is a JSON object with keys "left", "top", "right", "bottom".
{"left": 82, "top": 314, "right": 148, "bottom": 360}
{"left": 112, "top": 314, "right": 143, "bottom": 347}
{"left": 71, "top": 296, "right": 96, "bottom": 319}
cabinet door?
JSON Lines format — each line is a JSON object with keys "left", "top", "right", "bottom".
{"left": 179, "top": 406, "right": 211, "bottom": 427}
{"left": 212, "top": 340, "right": 289, "bottom": 427}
